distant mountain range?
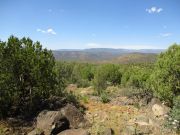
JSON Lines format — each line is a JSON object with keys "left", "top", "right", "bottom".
{"left": 53, "top": 48, "right": 164, "bottom": 63}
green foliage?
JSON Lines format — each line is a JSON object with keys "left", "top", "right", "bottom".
{"left": 149, "top": 44, "right": 180, "bottom": 104}
{"left": 65, "top": 92, "right": 78, "bottom": 104}
{"left": 100, "top": 93, "right": 110, "bottom": 103}
{"left": 78, "top": 95, "right": 89, "bottom": 103}
{"left": 55, "top": 61, "right": 74, "bottom": 91}
{"left": 93, "top": 64, "right": 122, "bottom": 95}
{"left": 106, "top": 64, "right": 122, "bottom": 85}
{"left": 0, "top": 36, "right": 59, "bottom": 118}
{"left": 93, "top": 66, "right": 108, "bottom": 94}
{"left": 120, "top": 64, "right": 152, "bottom": 92}
{"left": 71, "top": 63, "right": 94, "bottom": 87}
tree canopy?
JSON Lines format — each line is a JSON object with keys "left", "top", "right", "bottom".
{"left": 0, "top": 36, "right": 57, "bottom": 118}
{"left": 149, "top": 44, "right": 180, "bottom": 104}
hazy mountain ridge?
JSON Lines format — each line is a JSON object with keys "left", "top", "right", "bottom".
{"left": 53, "top": 48, "right": 164, "bottom": 63}
{"left": 108, "top": 53, "right": 158, "bottom": 64}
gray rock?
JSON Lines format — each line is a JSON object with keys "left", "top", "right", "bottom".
{"left": 152, "top": 104, "right": 170, "bottom": 117}
{"left": 36, "top": 110, "right": 69, "bottom": 135}
{"left": 150, "top": 98, "right": 161, "bottom": 105}
{"left": 61, "top": 104, "right": 90, "bottom": 129}
{"left": 34, "top": 104, "right": 89, "bottom": 135}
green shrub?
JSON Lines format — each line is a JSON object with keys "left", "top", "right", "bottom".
{"left": 93, "top": 65, "right": 107, "bottom": 94}
{"left": 149, "top": 44, "right": 180, "bottom": 105}
{"left": 76, "top": 79, "right": 90, "bottom": 88}
{"left": 71, "top": 63, "right": 94, "bottom": 88}
{"left": 100, "top": 93, "right": 110, "bottom": 103}
{"left": 121, "top": 65, "right": 152, "bottom": 90}
{"left": 0, "top": 36, "right": 63, "bottom": 118}
{"left": 79, "top": 95, "right": 89, "bottom": 103}
{"left": 93, "top": 64, "right": 122, "bottom": 95}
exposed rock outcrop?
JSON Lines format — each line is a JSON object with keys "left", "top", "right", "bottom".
{"left": 60, "top": 104, "right": 90, "bottom": 129}
{"left": 28, "top": 104, "right": 89, "bottom": 135}
{"left": 36, "top": 110, "right": 69, "bottom": 135}
{"left": 152, "top": 104, "right": 170, "bottom": 117}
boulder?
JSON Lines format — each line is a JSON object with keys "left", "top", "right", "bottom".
{"left": 150, "top": 98, "right": 161, "bottom": 105}
{"left": 122, "top": 124, "right": 153, "bottom": 135}
{"left": 36, "top": 110, "right": 69, "bottom": 135}
{"left": 34, "top": 104, "right": 89, "bottom": 135}
{"left": 61, "top": 104, "right": 90, "bottom": 129}
{"left": 57, "top": 129, "right": 90, "bottom": 135}
{"left": 152, "top": 104, "right": 170, "bottom": 117}
{"left": 123, "top": 115, "right": 154, "bottom": 135}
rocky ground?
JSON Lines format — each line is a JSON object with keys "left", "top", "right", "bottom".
{"left": 0, "top": 85, "right": 178, "bottom": 135}
{"left": 74, "top": 86, "right": 176, "bottom": 135}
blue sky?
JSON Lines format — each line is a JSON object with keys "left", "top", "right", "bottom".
{"left": 0, "top": 0, "right": 180, "bottom": 49}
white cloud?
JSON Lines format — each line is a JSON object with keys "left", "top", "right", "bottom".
{"left": 36, "top": 28, "right": 56, "bottom": 35}
{"left": 157, "top": 8, "right": 163, "bottom": 13}
{"left": 37, "top": 28, "right": 46, "bottom": 33}
{"left": 160, "top": 33, "right": 172, "bottom": 37}
{"left": 146, "top": 7, "right": 163, "bottom": 13}
{"left": 47, "top": 28, "right": 56, "bottom": 35}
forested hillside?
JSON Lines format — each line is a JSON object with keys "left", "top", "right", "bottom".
{"left": 53, "top": 48, "right": 162, "bottom": 63}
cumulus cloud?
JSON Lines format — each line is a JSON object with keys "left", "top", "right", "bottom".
{"left": 160, "top": 33, "right": 172, "bottom": 37}
{"left": 146, "top": 7, "right": 163, "bottom": 13}
{"left": 36, "top": 28, "right": 56, "bottom": 35}
{"left": 47, "top": 28, "right": 56, "bottom": 35}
